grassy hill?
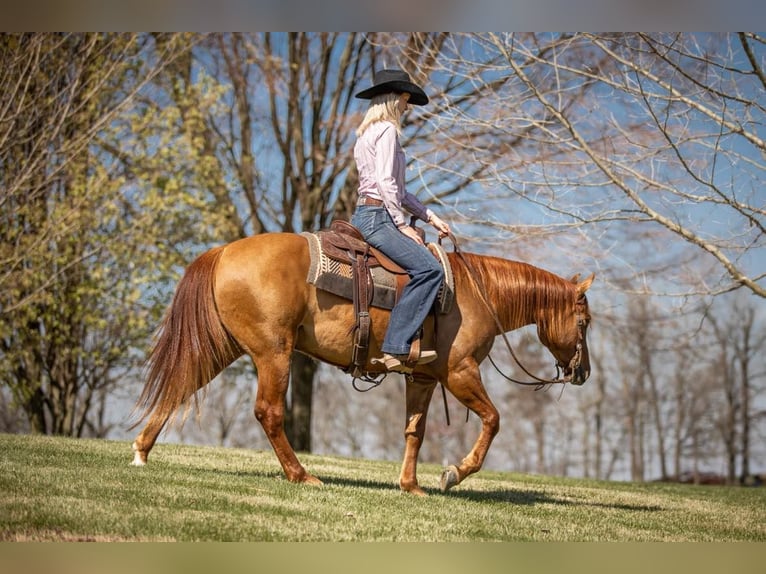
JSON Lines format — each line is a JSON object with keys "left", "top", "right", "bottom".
{"left": 1, "top": 433, "right": 764, "bottom": 542}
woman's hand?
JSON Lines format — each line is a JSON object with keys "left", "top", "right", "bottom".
{"left": 428, "top": 214, "right": 451, "bottom": 238}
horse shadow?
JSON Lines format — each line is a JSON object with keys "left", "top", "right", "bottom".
{"left": 191, "top": 466, "right": 662, "bottom": 513}
{"left": 445, "top": 486, "right": 663, "bottom": 512}
{"left": 323, "top": 475, "right": 663, "bottom": 512}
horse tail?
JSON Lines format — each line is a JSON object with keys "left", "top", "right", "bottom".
{"left": 132, "top": 246, "right": 242, "bottom": 428}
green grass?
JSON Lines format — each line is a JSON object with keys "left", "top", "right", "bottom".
{"left": 1, "top": 433, "right": 764, "bottom": 542}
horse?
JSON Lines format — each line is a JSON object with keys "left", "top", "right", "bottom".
{"left": 131, "top": 231, "right": 593, "bottom": 495}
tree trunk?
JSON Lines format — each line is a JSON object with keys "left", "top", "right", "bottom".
{"left": 286, "top": 353, "right": 318, "bottom": 452}
{"left": 647, "top": 364, "right": 668, "bottom": 480}
{"left": 737, "top": 310, "right": 753, "bottom": 483}
{"left": 673, "top": 376, "right": 684, "bottom": 480}
{"left": 534, "top": 417, "right": 545, "bottom": 474}
{"left": 740, "top": 366, "right": 751, "bottom": 483}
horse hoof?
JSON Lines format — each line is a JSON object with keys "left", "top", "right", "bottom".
{"left": 302, "top": 474, "right": 323, "bottom": 486}
{"left": 401, "top": 484, "right": 428, "bottom": 497}
{"left": 439, "top": 465, "right": 460, "bottom": 492}
{"left": 130, "top": 442, "right": 146, "bottom": 466}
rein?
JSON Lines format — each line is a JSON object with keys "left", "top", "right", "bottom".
{"left": 441, "top": 233, "right": 585, "bottom": 389}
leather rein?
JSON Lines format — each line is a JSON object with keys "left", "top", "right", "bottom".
{"left": 443, "top": 233, "right": 587, "bottom": 390}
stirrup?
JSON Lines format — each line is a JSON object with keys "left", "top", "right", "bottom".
{"left": 371, "top": 351, "right": 438, "bottom": 374}
{"left": 371, "top": 354, "right": 413, "bottom": 373}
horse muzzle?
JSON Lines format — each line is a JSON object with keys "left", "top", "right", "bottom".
{"left": 570, "top": 364, "right": 589, "bottom": 386}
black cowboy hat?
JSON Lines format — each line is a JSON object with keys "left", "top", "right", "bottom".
{"left": 355, "top": 69, "right": 429, "bottom": 106}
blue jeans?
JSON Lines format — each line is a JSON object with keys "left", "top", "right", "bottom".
{"left": 351, "top": 206, "right": 444, "bottom": 355}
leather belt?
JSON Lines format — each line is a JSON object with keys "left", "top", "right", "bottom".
{"left": 357, "top": 196, "right": 384, "bottom": 207}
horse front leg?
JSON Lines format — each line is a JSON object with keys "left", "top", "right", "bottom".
{"left": 399, "top": 374, "right": 438, "bottom": 496}
{"left": 439, "top": 360, "right": 499, "bottom": 492}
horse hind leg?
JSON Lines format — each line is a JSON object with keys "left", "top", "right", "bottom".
{"left": 131, "top": 370, "right": 225, "bottom": 466}
{"left": 130, "top": 346, "right": 237, "bottom": 466}
{"left": 251, "top": 350, "right": 321, "bottom": 486}
{"left": 131, "top": 413, "right": 171, "bottom": 466}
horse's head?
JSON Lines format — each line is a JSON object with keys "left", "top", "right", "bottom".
{"left": 538, "top": 273, "right": 593, "bottom": 386}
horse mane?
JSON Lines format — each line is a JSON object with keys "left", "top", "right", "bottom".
{"left": 448, "top": 251, "right": 578, "bottom": 334}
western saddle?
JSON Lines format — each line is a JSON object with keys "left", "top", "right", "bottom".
{"left": 317, "top": 220, "right": 428, "bottom": 377}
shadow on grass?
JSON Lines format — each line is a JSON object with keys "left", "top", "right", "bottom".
{"left": 316, "top": 475, "right": 403, "bottom": 492}
{"left": 177, "top": 464, "right": 663, "bottom": 513}
{"left": 196, "top": 466, "right": 401, "bottom": 492}
{"left": 445, "top": 487, "right": 664, "bottom": 512}
{"left": 320, "top": 475, "right": 664, "bottom": 512}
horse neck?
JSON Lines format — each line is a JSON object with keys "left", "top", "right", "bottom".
{"left": 454, "top": 252, "right": 575, "bottom": 331}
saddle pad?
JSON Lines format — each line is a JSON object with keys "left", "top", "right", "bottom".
{"left": 301, "top": 232, "right": 454, "bottom": 314}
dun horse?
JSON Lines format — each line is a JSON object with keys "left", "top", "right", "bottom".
{"left": 131, "top": 232, "right": 593, "bottom": 495}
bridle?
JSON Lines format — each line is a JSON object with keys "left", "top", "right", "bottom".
{"left": 446, "top": 233, "right": 589, "bottom": 390}
{"left": 486, "top": 294, "right": 588, "bottom": 389}
{"left": 557, "top": 295, "right": 588, "bottom": 384}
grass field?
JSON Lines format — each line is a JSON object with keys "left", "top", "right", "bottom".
{"left": 1, "top": 433, "right": 764, "bottom": 542}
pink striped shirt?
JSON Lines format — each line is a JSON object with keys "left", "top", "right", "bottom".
{"left": 354, "top": 121, "right": 432, "bottom": 228}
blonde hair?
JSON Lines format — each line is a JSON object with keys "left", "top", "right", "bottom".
{"left": 356, "top": 92, "right": 403, "bottom": 137}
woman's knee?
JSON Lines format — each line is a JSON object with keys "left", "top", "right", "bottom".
{"left": 420, "top": 260, "right": 444, "bottom": 283}
{"left": 430, "top": 258, "right": 444, "bottom": 279}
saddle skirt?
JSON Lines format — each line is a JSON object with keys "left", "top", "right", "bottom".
{"left": 301, "top": 229, "right": 455, "bottom": 314}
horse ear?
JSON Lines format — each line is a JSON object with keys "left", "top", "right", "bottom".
{"left": 569, "top": 273, "right": 581, "bottom": 284}
{"left": 576, "top": 272, "right": 595, "bottom": 296}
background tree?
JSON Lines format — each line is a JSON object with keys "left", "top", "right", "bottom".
{"left": 471, "top": 32, "right": 764, "bottom": 298}
{"left": 0, "top": 33, "right": 189, "bottom": 436}
{"left": 705, "top": 294, "right": 766, "bottom": 483}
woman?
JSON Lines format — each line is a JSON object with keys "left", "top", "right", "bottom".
{"left": 351, "top": 69, "right": 452, "bottom": 373}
